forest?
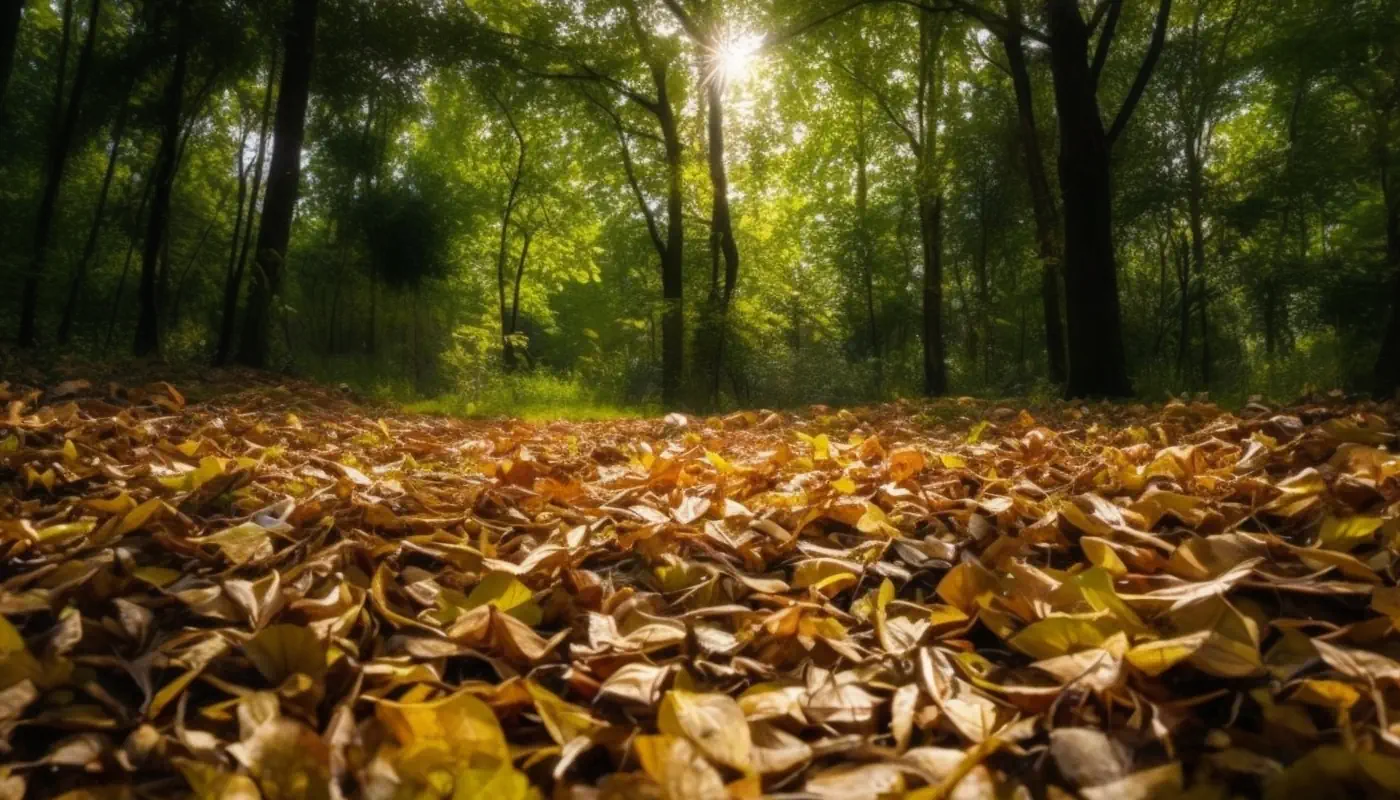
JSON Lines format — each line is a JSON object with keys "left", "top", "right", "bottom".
{"left": 1, "top": 0, "right": 1397, "bottom": 410}
{"left": 6, "top": 2, "right": 1400, "bottom": 798}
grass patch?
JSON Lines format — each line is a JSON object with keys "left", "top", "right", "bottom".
{"left": 403, "top": 373, "right": 654, "bottom": 421}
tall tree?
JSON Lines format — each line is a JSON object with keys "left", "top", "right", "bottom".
{"left": 134, "top": 0, "right": 189, "bottom": 357}
{"left": 58, "top": 83, "right": 132, "bottom": 345}
{"left": 1002, "top": 0, "right": 1066, "bottom": 384}
{"left": 0, "top": 0, "right": 23, "bottom": 117}
{"left": 1043, "top": 0, "right": 1171, "bottom": 397}
{"left": 17, "top": 0, "right": 99, "bottom": 347}
{"left": 843, "top": 9, "right": 949, "bottom": 395}
{"left": 216, "top": 43, "right": 278, "bottom": 366}
{"left": 236, "top": 0, "right": 318, "bottom": 368}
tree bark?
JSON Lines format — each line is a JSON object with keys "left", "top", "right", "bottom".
{"left": 855, "top": 98, "right": 882, "bottom": 390}
{"left": 133, "top": 0, "right": 187, "bottom": 358}
{"left": 59, "top": 77, "right": 130, "bottom": 345}
{"left": 657, "top": 79, "right": 685, "bottom": 408}
{"left": 490, "top": 88, "right": 526, "bottom": 371}
{"left": 1002, "top": 0, "right": 1066, "bottom": 384}
{"left": 704, "top": 60, "right": 741, "bottom": 403}
{"left": 1376, "top": 154, "right": 1400, "bottom": 395}
{"left": 0, "top": 0, "right": 26, "bottom": 119}
{"left": 918, "top": 13, "right": 946, "bottom": 396}
{"left": 236, "top": 0, "right": 318, "bottom": 368}
{"left": 1045, "top": 0, "right": 1133, "bottom": 397}
{"left": 215, "top": 45, "right": 277, "bottom": 365}
{"left": 18, "top": 0, "right": 93, "bottom": 347}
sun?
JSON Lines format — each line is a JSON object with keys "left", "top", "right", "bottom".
{"left": 713, "top": 32, "right": 765, "bottom": 83}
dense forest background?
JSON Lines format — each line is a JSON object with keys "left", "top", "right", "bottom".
{"left": 1, "top": 0, "right": 1397, "bottom": 411}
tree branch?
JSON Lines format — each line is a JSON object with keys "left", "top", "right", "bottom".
{"left": 660, "top": 0, "right": 706, "bottom": 43}
{"left": 1089, "top": 0, "right": 1122, "bottom": 86}
{"left": 581, "top": 90, "right": 666, "bottom": 256}
{"left": 1106, "top": 0, "right": 1172, "bottom": 148}
{"left": 836, "top": 59, "right": 920, "bottom": 150}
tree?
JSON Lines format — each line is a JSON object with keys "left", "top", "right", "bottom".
{"left": 237, "top": 0, "right": 318, "bottom": 368}
{"left": 134, "top": 0, "right": 189, "bottom": 357}
{"left": 216, "top": 41, "right": 277, "bottom": 365}
{"left": 1001, "top": 0, "right": 1066, "bottom": 384}
{"left": 0, "top": 0, "right": 23, "bottom": 117}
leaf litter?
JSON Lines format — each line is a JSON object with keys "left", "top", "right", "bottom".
{"left": 2, "top": 377, "right": 1400, "bottom": 798}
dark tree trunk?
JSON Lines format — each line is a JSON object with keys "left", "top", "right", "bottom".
{"left": 237, "top": 0, "right": 317, "bottom": 368}
{"left": 658, "top": 88, "right": 685, "bottom": 409}
{"left": 0, "top": 0, "right": 25, "bottom": 118}
{"left": 1376, "top": 180, "right": 1400, "bottom": 395}
{"left": 855, "top": 103, "right": 881, "bottom": 390}
{"left": 18, "top": 0, "right": 94, "bottom": 347}
{"left": 1174, "top": 233, "right": 1190, "bottom": 380}
{"left": 216, "top": 45, "right": 277, "bottom": 365}
{"left": 490, "top": 89, "right": 526, "bottom": 371}
{"left": 104, "top": 168, "right": 153, "bottom": 350}
{"left": 1045, "top": 0, "right": 1132, "bottom": 397}
{"left": 920, "top": 193, "right": 946, "bottom": 395}
{"left": 1003, "top": 0, "right": 1067, "bottom": 384}
{"left": 59, "top": 80, "right": 130, "bottom": 345}
{"left": 1185, "top": 144, "right": 1211, "bottom": 385}
{"left": 917, "top": 13, "right": 946, "bottom": 396}
{"left": 133, "top": 0, "right": 188, "bottom": 357}
{"left": 507, "top": 231, "right": 532, "bottom": 362}
{"left": 704, "top": 64, "right": 740, "bottom": 403}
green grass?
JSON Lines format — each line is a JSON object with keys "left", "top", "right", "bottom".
{"left": 401, "top": 373, "right": 654, "bottom": 421}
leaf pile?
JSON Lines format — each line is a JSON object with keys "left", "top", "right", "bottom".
{"left": 3, "top": 379, "right": 1400, "bottom": 799}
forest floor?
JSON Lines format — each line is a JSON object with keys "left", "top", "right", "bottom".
{"left": 2, "top": 371, "right": 1400, "bottom": 798}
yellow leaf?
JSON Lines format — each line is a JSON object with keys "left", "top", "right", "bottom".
{"left": 1126, "top": 631, "right": 1210, "bottom": 676}
{"left": 830, "top": 476, "right": 857, "bottom": 495}
{"left": 198, "top": 522, "right": 274, "bottom": 565}
{"left": 939, "top": 453, "right": 967, "bottom": 469}
{"left": 86, "top": 492, "right": 136, "bottom": 515}
{"left": 1318, "top": 515, "right": 1384, "bottom": 552}
{"left": 658, "top": 689, "right": 752, "bottom": 771}
{"left": 117, "top": 498, "right": 165, "bottom": 536}
{"left": 243, "top": 625, "right": 326, "bottom": 685}
{"left": 706, "top": 451, "right": 736, "bottom": 474}
{"left": 375, "top": 688, "right": 510, "bottom": 764}
{"left": 132, "top": 566, "right": 182, "bottom": 588}
{"left": 61, "top": 439, "right": 78, "bottom": 463}
{"left": 463, "top": 572, "right": 543, "bottom": 626}
{"left": 524, "top": 680, "right": 605, "bottom": 745}
{"left": 856, "top": 503, "right": 897, "bottom": 536}
{"left": 965, "top": 421, "right": 990, "bottom": 445}
{"left": 1008, "top": 614, "right": 1118, "bottom": 660}
{"left": 447, "top": 754, "right": 541, "bottom": 800}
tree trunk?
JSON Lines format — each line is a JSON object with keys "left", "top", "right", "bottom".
{"left": 59, "top": 82, "right": 130, "bottom": 345}
{"left": 507, "top": 231, "right": 532, "bottom": 365}
{"left": 705, "top": 62, "right": 740, "bottom": 403}
{"left": 918, "top": 13, "right": 946, "bottom": 396}
{"left": 1045, "top": 0, "right": 1132, "bottom": 397}
{"left": 920, "top": 193, "right": 946, "bottom": 395}
{"left": 658, "top": 89, "right": 685, "bottom": 408}
{"left": 236, "top": 0, "right": 318, "bottom": 368}
{"left": 1185, "top": 143, "right": 1211, "bottom": 386}
{"left": 18, "top": 0, "right": 93, "bottom": 347}
{"left": 490, "top": 89, "right": 526, "bottom": 371}
{"left": 215, "top": 44, "right": 276, "bottom": 365}
{"left": 1175, "top": 233, "right": 1190, "bottom": 381}
{"left": 1376, "top": 173, "right": 1400, "bottom": 395}
{"left": 0, "top": 0, "right": 26, "bottom": 122}
{"left": 1003, "top": 0, "right": 1067, "bottom": 384}
{"left": 104, "top": 168, "right": 152, "bottom": 350}
{"left": 133, "top": 0, "right": 188, "bottom": 357}
{"left": 855, "top": 101, "right": 881, "bottom": 390}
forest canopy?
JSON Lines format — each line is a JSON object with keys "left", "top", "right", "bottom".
{"left": 1, "top": 0, "right": 1398, "bottom": 409}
